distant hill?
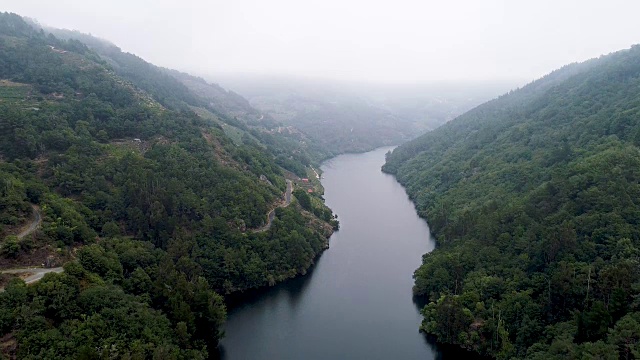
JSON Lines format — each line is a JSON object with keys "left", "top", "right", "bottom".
{"left": 214, "top": 76, "right": 513, "bottom": 155}
{"left": 0, "top": 12, "right": 336, "bottom": 358}
{"left": 384, "top": 46, "right": 640, "bottom": 358}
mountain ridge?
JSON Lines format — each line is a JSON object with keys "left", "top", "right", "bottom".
{"left": 384, "top": 44, "right": 640, "bottom": 359}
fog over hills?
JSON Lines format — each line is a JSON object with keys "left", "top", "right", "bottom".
{"left": 5, "top": 1, "right": 640, "bottom": 84}
{"left": 212, "top": 75, "right": 518, "bottom": 154}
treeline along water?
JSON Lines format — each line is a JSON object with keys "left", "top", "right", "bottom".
{"left": 217, "top": 147, "right": 448, "bottom": 359}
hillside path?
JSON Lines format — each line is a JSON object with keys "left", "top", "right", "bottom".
{"left": 0, "top": 206, "right": 64, "bottom": 291}
{"left": 254, "top": 180, "right": 292, "bottom": 232}
{"left": 17, "top": 205, "right": 41, "bottom": 239}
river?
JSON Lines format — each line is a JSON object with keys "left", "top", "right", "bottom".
{"left": 217, "top": 147, "right": 444, "bottom": 360}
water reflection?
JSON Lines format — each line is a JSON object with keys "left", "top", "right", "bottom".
{"left": 224, "top": 260, "right": 320, "bottom": 314}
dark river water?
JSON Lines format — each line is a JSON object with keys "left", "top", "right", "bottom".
{"left": 217, "top": 147, "right": 445, "bottom": 360}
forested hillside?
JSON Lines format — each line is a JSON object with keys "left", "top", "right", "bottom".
{"left": 45, "top": 26, "right": 331, "bottom": 174}
{"left": 384, "top": 46, "right": 640, "bottom": 359}
{"left": 0, "top": 12, "right": 335, "bottom": 358}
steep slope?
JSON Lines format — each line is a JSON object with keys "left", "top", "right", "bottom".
{"left": 0, "top": 12, "right": 335, "bottom": 358}
{"left": 166, "top": 70, "right": 333, "bottom": 169}
{"left": 384, "top": 46, "right": 640, "bottom": 358}
{"left": 162, "top": 68, "right": 260, "bottom": 120}
{"left": 46, "top": 26, "right": 331, "bottom": 173}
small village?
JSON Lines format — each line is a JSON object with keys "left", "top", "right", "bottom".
{"left": 290, "top": 166, "right": 322, "bottom": 195}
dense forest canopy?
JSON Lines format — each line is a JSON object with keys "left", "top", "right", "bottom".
{"left": 384, "top": 45, "right": 640, "bottom": 359}
{"left": 0, "top": 12, "right": 336, "bottom": 358}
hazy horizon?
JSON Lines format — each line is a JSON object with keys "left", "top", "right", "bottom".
{"left": 4, "top": 1, "right": 640, "bottom": 85}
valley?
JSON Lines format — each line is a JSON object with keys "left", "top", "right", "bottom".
{"left": 1, "top": 5, "right": 640, "bottom": 360}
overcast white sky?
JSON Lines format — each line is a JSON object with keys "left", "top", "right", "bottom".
{"left": 4, "top": 0, "right": 640, "bottom": 84}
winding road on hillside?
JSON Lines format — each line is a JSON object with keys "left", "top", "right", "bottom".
{"left": 17, "top": 205, "right": 41, "bottom": 239}
{"left": 0, "top": 205, "right": 64, "bottom": 290}
{"left": 254, "top": 179, "right": 292, "bottom": 232}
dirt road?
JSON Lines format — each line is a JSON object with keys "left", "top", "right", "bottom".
{"left": 1, "top": 267, "right": 64, "bottom": 286}
{"left": 255, "top": 180, "right": 293, "bottom": 232}
{"left": 17, "top": 205, "right": 41, "bottom": 239}
{"left": 0, "top": 206, "right": 62, "bottom": 290}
